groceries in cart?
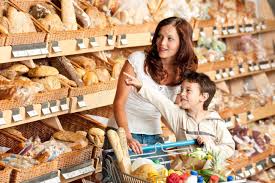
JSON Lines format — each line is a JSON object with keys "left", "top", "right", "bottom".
{"left": 105, "top": 128, "right": 245, "bottom": 183}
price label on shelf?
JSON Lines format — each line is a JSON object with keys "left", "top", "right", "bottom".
{"left": 26, "top": 105, "right": 38, "bottom": 117}
{"left": 62, "top": 165, "right": 95, "bottom": 179}
{"left": 0, "top": 112, "right": 6, "bottom": 125}
{"left": 12, "top": 44, "right": 28, "bottom": 58}
{"left": 41, "top": 102, "right": 51, "bottom": 115}
{"left": 239, "top": 25, "right": 245, "bottom": 33}
{"left": 244, "top": 170, "right": 250, "bottom": 177}
{"left": 52, "top": 41, "right": 62, "bottom": 53}
{"left": 235, "top": 115, "right": 241, "bottom": 123}
{"left": 256, "top": 162, "right": 264, "bottom": 171}
{"left": 245, "top": 24, "right": 254, "bottom": 32}
{"left": 12, "top": 108, "right": 22, "bottom": 122}
{"left": 227, "top": 26, "right": 237, "bottom": 34}
{"left": 261, "top": 23, "right": 267, "bottom": 30}
{"left": 236, "top": 170, "right": 245, "bottom": 179}
{"left": 270, "top": 156, "right": 275, "bottom": 164}
{"left": 27, "top": 48, "right": 41, "bottom": 56}
{"left": 256, "top": 23, "right": 262, "bottom": 30}
{"left": 215, "top": 70, "right": 222, "bottom": 80}
{"left": 77, "top": 95, "right": 87, "bottom": 108}
{"left": 238, "top": 64, "right": 245, "bottom": 73}
{"left": 89, "top": 37, "right": 99, "bottom": 47}
{"left": 229, "top": 68, "right": 235, "bottom": 77}
{"left": 246, "top": 165, "right": 255, "bottom": 175}
{"left": 271, "top": 61, "right": 275, "bottom": 68}
{"left": 222, "top": 27, "right": 228, "bottom": 35}
{"left": 50, "top": 100, "right": 59, "bottom": 113}
{"left": 77, "top": 39, "right": 86, "bottom": 49}
{"left": 199, "top": 28, "right": 206, "bottom": 37}
{"left": 225, "top": 118, "right": 234, "bottom": 128}
{"left": 222, "top": 69, "right": 229, "bottom": 78}
{"left": 120, "top": 34, "right": 128, "bottom": 45}
{"left": 213, "top": 26, "right": 219, "bottom": 35}
{"left": 107, "top": 35, "right": 114, "bottom": 46}
{"left": 248, "top": 63, "right": 254, "bottom": 72}
{"left": 247, "top": 111, "right": 254, "bottom": 121}
{"left": 253, "top": 63, "right": 260, "bottom": 71}
{"left": 60, "top": 98, "right": 69, "bottom": 111}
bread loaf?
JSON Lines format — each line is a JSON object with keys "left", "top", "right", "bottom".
{"left": 57, "top": 74, "right": 77, "bottom": 87}
{"left": 61, "top": 0, "right": 78, "bottom": 30}
{"left": 0, "top": 17, "right": 10, "bottom": 34}
{"left": 7, "top": 7, "right": 37, "bottom": 33}
{"left": 88, "top": 127, "right": 105, "bottom": 147}
{"left": 83, "top": 71, "right": 99, "bottom": 85}
{"left": 95, "top": 68, "right": 111, "bottom": 83}
{"left": 53, "top": 131, "right": 86, "bottom": 142}
{"left": 28, "top": 65, "right": 59, "bottom": 77}
{"left": 73, "top": 1, "right": 91, "bottom": 28}
{"left": 33, "top": 76, "right": 61, "bottom": 90}
{"left": 8, "top": 64, "right": 29, "bottom": 75}
{"left": 39, "top": 14, "right": 64, "bottom": 31}
{"left": 69, "top": 56, "right": 96, "bottom": 71}
{"left": 85, "top": 6, "right": 108, "bottom": 28}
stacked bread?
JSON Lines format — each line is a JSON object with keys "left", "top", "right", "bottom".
{"left": 0, "top": 4, "right": 37, "bottom": 35}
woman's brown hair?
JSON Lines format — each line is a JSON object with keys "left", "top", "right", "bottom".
{"left": 144, "top": 17, "right": 198, "bottom": 84}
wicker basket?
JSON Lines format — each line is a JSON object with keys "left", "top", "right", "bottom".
{"left": 59, "top": 114, "right": 104, "bottom": 159}
{"left": 11, "top": 0, "right": 85, "bottom": 42}
{"left": 0, "top": 166, "right": 12, "bottom": 183}
{"left": 69, "top": 80, "right": 117, "bottom": 97}
{"left": 113, "top": 22, "right": 158, "bottom": 35}
{"left": 0, "top": 87, "right": 69, "bottom": 111}
{"left": 10, "top": 160, "right": 58, "bottom": 183}
{"left": 3, "top": 1, "right": 47, "bottom": 46}
{"left": 0, "top": 34, "right": 6, "bottom": 47}
{"left": 82, "top": 105, "right": 113, "bottom": 119}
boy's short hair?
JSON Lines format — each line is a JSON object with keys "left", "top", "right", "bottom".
{"left": 183, "top": 71, "right": 216, "bottom": 110}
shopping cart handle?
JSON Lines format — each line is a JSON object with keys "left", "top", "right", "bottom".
{"left": 138, "top": 139, "right": 196, "bottom": 153}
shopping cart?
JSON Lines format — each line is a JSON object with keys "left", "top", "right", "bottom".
{"left": 104, "top": 140, "right": 246, "bottom": 183}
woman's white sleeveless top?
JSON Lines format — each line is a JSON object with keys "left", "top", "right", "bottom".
{"left": 108, "top": 51, "right": 181, "bottom": 135}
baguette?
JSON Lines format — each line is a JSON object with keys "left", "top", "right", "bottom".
{"left": 117, "top": 128, "right": 131, "bottom": 173}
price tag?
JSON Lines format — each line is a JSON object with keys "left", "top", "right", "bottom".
{"left": 77, "top": 95, "right": 86, "bottom": 108}
{"left": 107, "top": 35, "right": 114, "bottom": 46}
{"left": 227, "top": 26, "right": 237, "bottom": 34}
{"left": 256, "top": 164, "right": 263, "bottom": 171}
{"left": 76, "top": 39, "right": 86, "bottom": 49}
{"left": 270, "top": 155, "right": 275, "bottom": 164}
{"left": 89, "top": 37, "right": 99, "bottom": 47}
{"left": 36, "top": 42, "right": 48, "bottom": 55}
{"left": 239, "top": 64, "right": 245, "bottom": 73}
{"left": 150, "top": 32, "right": 154, "bottom": 41}
{"left": 239, "top": 25, "right": 245, "bottom": 33}
{"left": 247, "top": 111, "right": 254, "bottom": 121}
{"left": 41, "top": 102, "right": 51, "bottom": 115}
{"left": 215, "top": 70, "right": 222, "bottom": 80}
{"left": 259, "top": 62, "right": 268, "bottom": 70}
{"left": 244, "top": 170, "right": 250, "bottom": 177}
{"left": 256, "top": 23, "right": 262, "bottom": 30}
{"left": 26, "top": 105, "right": 38, "bottom": 117}
{"left": 199, "top": 28, "right": 205, "bottom": 37}
{"left": 225, "top": 118, "right": 233, "bottom": 128}
{"left": 235, "top": 115, "right": 241, "bottom": 123}
{"left": 222, "top": 27, "right": 228, "bottom": 35}
{"left": 62, "top": 165, "right": 95, "bottom": 179}
{"left": 271, "top": 61, "right": 275, "bottom": 68}
{"left": 253, "top": 63, "right": 260, "bottom": 71}
{"left": 245, "top": 24, "right": 254, "bottom": 32}
{"left": 27, "top": 48, "right": 42, "bottom": 56}
{"left": 52, "top": 41, "right": 62, "bottom": 53}
{"left": 236, "top": 170, "right": 245, "bottom": 179}
{"left": 213, "top": 26, "right": 219, "bottom": 35}
{"left": 50, "top": 100, "right": 59, "bottom": 113}
{"left": 222, "top": 69, "right": 229, "bottom": 78}
{"left": 12, "top": 108, "right": 22, "bottom": 122}
{"left": 0, "top": 112, "right": 6, "bottom": 125}
{"left": 248, "top": 63, "right": 254, "bottom": 72}
{"left": 246, "top": 165, "right": 255, "bottom": 175}
{"left": 229, "top": 68, "right": 235, "bottom": 76}
{"left": 120, "top": 34, "right": 128, "bottom": 45}
{"left": 60, "top": 98, "right": 69, "bottom": 111}
{"left": 12, "top": 45, "right": 29, "bottom": 58}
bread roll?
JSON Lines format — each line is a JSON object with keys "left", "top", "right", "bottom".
{"left": 33, "top": 76, "right": 61, "bottom": 90}
{"left": 39, "top": 14, "right": 64, "bottom": 31}
{"left": 85, "top": 6, "right": 108, "bottom": 28}
{"left": 28, "top": 65, "right": 59, "bottom": 77}
{"left": 8, "top": 64, "right": 29, "bottom": 75}
{"left": 0, "top": 69, "right": 17, "bottom": 80}
{"left": 61, "top": 0, "right": 78, "bottom": 30}
{"left": 131, "top": 164, "right": 157, "bottom": 180}
{"left": 83, "top": 71, "right": 99, "bottom": 86}
{"left": 69, "top": 56, "right": 96, "bottom": 71}
{"left": 7, "top": 7, "right": 37, "bottom": 33}
{"left": 95, "top": 68, "right": 111, "bottom": 83}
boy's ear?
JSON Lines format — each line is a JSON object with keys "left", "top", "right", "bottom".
{"left": 200, "top": 93, "right": 209, "bottom": 102}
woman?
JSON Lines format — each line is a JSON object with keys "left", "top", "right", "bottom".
{"left": 107, "top": 17, "right": 198, "bottom": 154}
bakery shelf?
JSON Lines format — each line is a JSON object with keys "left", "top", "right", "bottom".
{"left": 69, "top": 89, "right": 116, "bottom": 113}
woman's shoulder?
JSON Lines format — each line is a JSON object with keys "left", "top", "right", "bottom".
{"left": 128, "top": 51, "right": 146, "bottom": 62}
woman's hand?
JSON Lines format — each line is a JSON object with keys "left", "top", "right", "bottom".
{"left": 126, "top": 135, "right": 143, "bottom": 154}
{"left": 123, "top": 72, "right": 142, "bottom": 90}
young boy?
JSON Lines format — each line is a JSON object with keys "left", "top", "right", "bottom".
{"left": 124, "top": 71, "right": 235, "bottom": 159}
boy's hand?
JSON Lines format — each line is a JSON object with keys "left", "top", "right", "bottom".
{"left": 197, "top": 136, "right": 207, "bottom": 146}
{"left": 123, "top": 72, "right": 142, "bottom": 90}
